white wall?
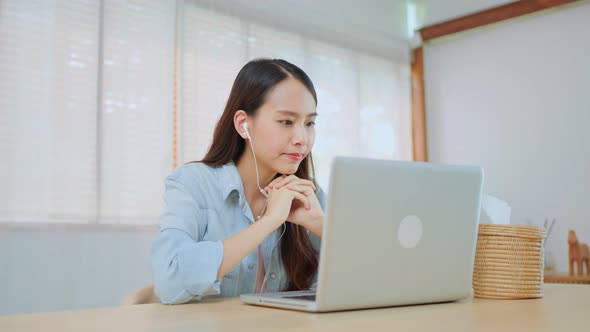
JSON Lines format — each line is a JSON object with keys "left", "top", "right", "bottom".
{"left": 423, "top": 3, "right": 590, "bottom": 273}
{"left": 0, "top": 227, "right": 155, "bottom": 315}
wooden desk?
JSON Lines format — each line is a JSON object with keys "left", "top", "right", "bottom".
{"left": 0, "top": 284, "right": 587, "bottom": 332}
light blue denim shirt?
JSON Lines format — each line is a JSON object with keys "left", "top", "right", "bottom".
{"left": 151, "top": 162, "right": 327, "bottom": 304}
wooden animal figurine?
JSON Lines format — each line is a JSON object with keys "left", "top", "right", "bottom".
{"left": 568, "top": 230, "right": 590, "bottom": 276}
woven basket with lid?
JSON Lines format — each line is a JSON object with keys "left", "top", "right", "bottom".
{"left": 472, "top": 224, "right": 545, "bottom": 299}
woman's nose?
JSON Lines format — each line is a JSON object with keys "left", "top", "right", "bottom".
{"left": 292, "top": 125, "right": 308, "bottom": 145}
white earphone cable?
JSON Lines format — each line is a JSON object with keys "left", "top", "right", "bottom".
{"left": 244, "top": 124, "right": 269, "bottom": 199}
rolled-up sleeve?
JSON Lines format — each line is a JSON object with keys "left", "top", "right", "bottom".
{"left": 151, "top": 176, "right": 224, "bottom": 304}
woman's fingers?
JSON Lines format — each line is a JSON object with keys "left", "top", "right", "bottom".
{"left": 273, "top": 175, "right": 298, "bottom": 189}
{"left": 269, "top": 176, "right": 316, "bottom": 192}
{"left": 286, "top": 184, "right": 314, "bottom": 198}
{"left": 265, "top": 186, "right": 310, "bottom": 221}
{"left": 290, "top": 189, "right": 310, "bottom": 210}
{"left": 289, "top": 178, "right": 316, "bottom": 191}
{"left": 264, "top": 175, "right": 286, "bottom": 192}
{"left": 268, "top": 175, "right": 296, "bottom": 190}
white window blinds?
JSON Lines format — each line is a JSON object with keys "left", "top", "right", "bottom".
{"left": 99, "top": 0, "right": 175, "bottom": 223}
{"left": 0, "top": 0, "right": 99, "bottom": 223}
{"left": 0, "top": 0, "right": 175, "bottom": 224}
{"left": 180, "top": 6, "right": 244, "bottom": 163}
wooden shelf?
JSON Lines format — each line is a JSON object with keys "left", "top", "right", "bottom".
{"left": 544, "top": 274, "right": 590, "bottom": 284}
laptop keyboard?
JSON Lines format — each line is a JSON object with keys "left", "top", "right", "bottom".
{"left": 282, "top": 294, "right": 316, "bottom": 301}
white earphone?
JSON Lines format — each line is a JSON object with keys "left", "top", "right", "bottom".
{"left": 242, "top": 122, "right": 268, "bottom": 199}
{"left": 242, "top": 122, "right": 251, "bottom": 139}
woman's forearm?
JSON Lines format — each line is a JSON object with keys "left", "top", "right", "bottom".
{"left": 303, "top": 214, "right": 324, "bottom": 239}
{"left": 217, "top": 216, "right": 282, "bottom": 280}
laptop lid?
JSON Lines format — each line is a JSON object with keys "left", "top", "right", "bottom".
{"left": 314, "top": 157, "right": 484, "bottom": 311}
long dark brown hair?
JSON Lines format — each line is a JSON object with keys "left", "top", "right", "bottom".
{"left": 199, "top": 58, "right": 319, "bottom": 291}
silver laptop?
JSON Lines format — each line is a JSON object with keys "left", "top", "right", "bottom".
{"left": 241, "top": 157, "right": 484, "bottom": 312}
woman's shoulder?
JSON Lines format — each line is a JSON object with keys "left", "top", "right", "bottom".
{"left": 164, "top": 162, "right": 238, "bottom": 203}
{"left": 167, "top": 161, "right": 219, "bottom": 184}
{"left": 165, "top": 162, "right": 237, "bottom": 207}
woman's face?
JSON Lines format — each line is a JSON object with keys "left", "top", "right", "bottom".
{"left": 249, "top": 77, "right": 317, "bottom": 175}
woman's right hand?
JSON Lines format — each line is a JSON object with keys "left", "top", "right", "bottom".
{"left": 263, "top": 186, "right": 310, "bottom": 228}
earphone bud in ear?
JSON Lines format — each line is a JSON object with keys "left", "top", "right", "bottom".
{"left": 242, "top": 122, "right": 250, "bottom": 139}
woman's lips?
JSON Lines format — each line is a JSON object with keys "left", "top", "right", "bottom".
{"left": 284, "top": 153, "right": 304, "bottom": 160}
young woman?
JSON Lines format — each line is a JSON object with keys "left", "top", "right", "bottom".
{"left": 151, "top": 58, "right": 327, "bottom": 304}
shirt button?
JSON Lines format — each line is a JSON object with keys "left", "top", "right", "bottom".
{"left": 270, "top": 273, "right": 276, "bottom": 279}
{"left": 248, "top": 264, "right": 255, "bottom": 270}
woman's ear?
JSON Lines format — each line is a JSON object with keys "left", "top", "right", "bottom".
{"left": 233, "top": 110, "right": 248, "bottom": 139}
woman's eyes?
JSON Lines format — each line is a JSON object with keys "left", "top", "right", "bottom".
{"left": 278, "top": 120, "right": 316, "bottom": 127}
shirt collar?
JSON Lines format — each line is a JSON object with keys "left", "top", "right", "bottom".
{"left": 220, "top": 162, "right": 256, "bottom": 222}
{"left": 219, "top": 162, "right": 245, "bottom": 203}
